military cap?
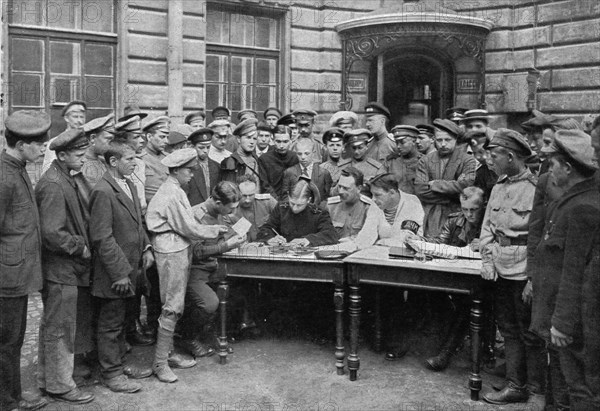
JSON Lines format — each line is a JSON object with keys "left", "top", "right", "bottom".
{"left": 462, "top": 109, "right": 489, "bottom": 123}
{"left": 115, "top": 115, "right": 141, "bottom": 133}
{"left": 329, "top": 111, "right": 358, "bottom": 127}
{"left": 184, "top": 111, "right": 206, "bottom": 125}
{"left": 161, "top": 147, "right": 199, "bottom": 169}
{"left": 322, "top": 127, "right": 345, "bottom": 144}
{"left": 83, "top": 113, "right": 115, "bottom": 135}
{"left": 433, "top": 118, "right": 461, "bottom": 138}
{"left": 118, "top": 104, "right": 147, "bottom": 122}
{"left": 277, "top": 113, "right": 296, "bottom": 127}
{"left": 5, "top": 110, "right": 52, "bottom": 142}
{"left": 50, "top": 128, "right": 89, "bottom": 152}
{"left": 416, "top": 124, "right": 435, "bottom": 137}
{"left": 445, "top": 106, "right": 467, "bottom": 121}
{"left": 188, "top": 127, "right": 214, "bottom": 145}
{"left": 521, "top": 110, "right": 558, "bottom": 130}
{"left": 212, "top": 106, "right": 230, "bottom": 119}
{"left": 264, "top": 107, "right": 282, "bottom": 120}
{"left": 233, "top": 118, "right": 258, "bottom": 137}
{"left": 168, "top": 124, "right": 194, "bottom": 146}
{"left": 364, "top": 102, "right": 391, "bottom": 119}
{"left": 208, "top": 119, "right": 230, "bottom": 129}
{"left": 237, "top": 109, "right": 258, "bottom": 122}
{"left": 391, "top": 125, "right": 419, "bottom": 141}
{"left": 61, "top": 100, "right": 87, "bottom": 117}
{"left": 487, "top": 128, "right": 532, "bottom": 157}
{"left": 292, "top": 109, "right": 318, "bottom": 125}
{"left": 257, "top": 121, "right": 272, "bottom": 133}
{"left": 143, "top": 116, "right": 170, "bottom": 133}
{"left": 344, "top": 128, "right": 372, "bottom": 147}
{"left": 541, "top": 129, "right": 597, "bottom": 170}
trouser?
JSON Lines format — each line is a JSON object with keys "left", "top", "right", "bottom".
{"left": 155, "top": 248, "right": 192, "bottom": 332}
{"left": 145, "top": 264, "right": 162, "bottom": 332}
{"left": 37, "top": 281, "right": 78, "bottom": 394}
{"left": 560, "top": 341, "right": 600, "bottom": 410}
{"left": 74, "top": 286, "right": 95, "bottom": 355}
{"left": 547, "top": 346, "right": 570, "bottom": 410}
{"left": 0, "top": 295, "right": 28, "bottom": 410}
{"left": 97, "top": 297, "right": 132, "bottom": 379}
{"left": 124, "top": 271, "right": 146, "bottom": 337}
{"left": 494, "top": 277, "right": 546, "bottom": 392}
{"left": 177, "top": 267, "right": 219, "bottom": 340}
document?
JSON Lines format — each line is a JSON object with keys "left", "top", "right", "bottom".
{"left": 231, "top": 217, "right": 252, "bottom": 237}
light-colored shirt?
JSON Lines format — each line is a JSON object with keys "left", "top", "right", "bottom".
{"left": 128, "top": 157, "right": 147, "bottom": 213}
{"left": 115, "top": 177, "right": 134, "bottom": 201}
{"left": 209, "top": 145, "right": 231, "bottom": 164}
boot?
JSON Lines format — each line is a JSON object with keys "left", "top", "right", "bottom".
{"left": 152, "top": 327, "right": 178, "bottom": 383}
{"left": 424, "top": 307, "right": 469, "bottom": 372}
{"left": 425, "top": 349, "right": 452, "bottom": 371}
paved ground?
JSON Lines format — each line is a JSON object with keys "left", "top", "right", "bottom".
{"left": 21, "top": 293, "right": 544, "bottom": 411}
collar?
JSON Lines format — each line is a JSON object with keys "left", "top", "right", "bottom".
{"left": 507, "top": 168, "right": 531, "bottom": 183}
{"left": 146, "top": 144, "right": 163, "bottom": 157}
{"left": 166, "top": 175, "right": 181, "bottom": 187}
{"left": 1, "top": 151, "right": 26, "bottom": 169}
{"left": 555, "top": 177, "right": 598, "bottom": 207}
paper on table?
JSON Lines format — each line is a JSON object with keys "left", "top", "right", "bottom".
{"left": 406, "top": 239, "right": 481, "bottom": 260}
{"left": 231, "top": 217, "right": 252, "bottom": 237}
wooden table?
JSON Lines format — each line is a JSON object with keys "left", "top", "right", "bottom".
{"left": 343, "top": 246, "right": 485, "bottom": 401}
{"left": 215, "top": 244, "right": 347, "bottom": 374}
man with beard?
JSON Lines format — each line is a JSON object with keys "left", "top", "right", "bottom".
{"left": 257, "top": 124, "right": 299, "bottom": 199}
{"left": 384, "top": 125, "right": 422, "bottom": 195}
{"left": 291, "top": 109, "right": 327, "bottom": 162}
{"left": 364, "top": 102, "right": 396, "bottom": 164}
{"left": 327, "top": 167, "right": 371, "bottom": 240}
{"left": 320, "top": 128, "right": 345, "bottom": 186}
{"left": 415, "top": 119, "right": 477, "bottom": 237}
{"left": 415, "top": 124, "right": 437, "bottom": 156}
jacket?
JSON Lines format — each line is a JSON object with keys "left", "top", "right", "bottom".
{"left": 185, "top": 158, "right": 221, "bottom": 206}
{"left": 281, "top": 162, "right": 333, "bottom": 206}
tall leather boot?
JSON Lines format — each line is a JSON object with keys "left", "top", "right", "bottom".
{"left": 153, "top": 327, "right": 178, "bottom": 383}
{"left": 425, "top": 308, "right": 469, "bottom": 372}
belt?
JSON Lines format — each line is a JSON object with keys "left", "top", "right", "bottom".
{"left": 495, "top": 235, "right": 528, "bottom": 247}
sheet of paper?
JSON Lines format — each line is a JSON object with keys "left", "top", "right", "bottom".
{"left": 406, "top": 239, "right": 481, "bottom": 260}
{"left": 231, "top": 217, "right": 252, "bottom": 237}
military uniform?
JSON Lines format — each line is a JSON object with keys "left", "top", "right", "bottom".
{"left": 143, "top": 145, "right": 168, "bottom": 204}
{"left": 320, "top": 160, "right": 342, "bottom": 186}
{"left": 327, "top": 194, "right": 372, "bottom": 239}
{"left": 224, "top": 193, "right": 277, "bottom": 242}
{"left": 385, "top": 153, "right": 421, "bottom": 195}
{"left": 365, "top": 130, "right": 396, "bottom": 164}
{"left": 338, "top": 157, "right": 384, "bottom": 182}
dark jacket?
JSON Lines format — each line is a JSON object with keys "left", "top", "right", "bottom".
{"left": 256, "top": 202, "right": 339, "bottom": 246}
{"left": 89, "top": 173, "right": 150, "bottom": 299}
{"left": 530, "top": 177, "right": 600, "bottom": 342}
{"left": 220, "top": 151, "right": 269, "bottom": 190}
{"left": 185, "top": 158, "right": 220, "bottom": 206}
{"left": 35, "top": 160, "right": 91, "bottom": 286}
{"left": 474, "top": 163, "right": 498, "bottom": 201}
{"left": 0, "top": 151, "right": 42, "bottom": 297}
{"left": 431, "top": 212, "right": 481, "bottom": 247}
{"left": 257, "top": 149, "right": 299, "bottom": 199}
{"left": 281, "top": 163, "right": 332, "bottom": 206}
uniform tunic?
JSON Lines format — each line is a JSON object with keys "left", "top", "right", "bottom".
{"left": 337, "top": 157, "right": 384, "bottom": 182}
{"left": 320, "top": 159, "right": 342, "bottom": 186}
{"left": 142, "top": 145, "right": 168, "bottom": 204}
{"left": 256, "top": 202, "right": 338, "bottom": 246}
{"left": 327, "top": 195, "right": 371, "bottom": 239}
{"left": 384, "top": 152, "right": 422, "bottom": 194}
{"left": 224, "top": 193, "right": 277, "bottom": 242}
{"left": 365, "top": 130, "right": 396, "bottom": 164}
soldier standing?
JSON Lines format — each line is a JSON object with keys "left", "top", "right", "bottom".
{"left": 338, "top": 129, "right": 384, "bottom": 183}
{"left": 320, "top": 128, "right": 345, "bottom": 186}
{"left": 364, "top": 102, "right": 396, "bottom": 163}
{"left": 384, "top": 125, "right": 422, "bottom": 195}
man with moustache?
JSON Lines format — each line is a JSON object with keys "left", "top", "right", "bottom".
{"left": 364, "top": 102, "right": 396, "bottom": 164}
{"left": 384, "top": 125, "right": 422, "bottom": 195}
{"left": 257, "top": 124, "right": 300, "bottom": 199}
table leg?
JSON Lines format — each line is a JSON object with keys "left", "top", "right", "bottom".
{"left": 348, "top": 284, "right": 361, "bottom": 381}
{"left": 469, "top": 295, "right": 483, "bottom": 401}
{"left": 374, "top": 287, "right": 382, "bottom": 352}
{"left": 334, "top": 284, "right": 345, "bottom": 375}
{"left": 217, "top": 280, "right": 230, "bottom": 365}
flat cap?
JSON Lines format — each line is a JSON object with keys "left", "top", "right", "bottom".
{"left": 5, "top": 110, "right": 52, "bottom": 142}
{"left": 462, "top": 109, "right": 489, "bottom": 122}
{"left": 391, "top": 125, "right": 419, "bottom": 141}
{"left": 161, "top": 147, "right": 199, "bottom": 169}
{"left": 416, "top": 124, "right": 435, "bottom": 136}
{"left": 264, "top": 107, "right": 282, "bottom": 119}
{"left": 168, "top": 124, "right": 194, "bottom": 146}
{"left": 118, "top": 104, "right": 147, "bottom": 122}
{"left": 277, "top": 113, "right": 296, "bottom": 127}
{"left": 188, "top": 127, "right": 214, "bottom": 145}
{"left": 212, "top": 106, "right": 230, "bottom": 119}
{"left": 143, "top": 116, "right": 170, "bottom": 133}
{"left": 445, "top": 106, "right": 467, "bottom": 121}
{"left": 84, "top": 113, "right": 116, "bottom": 135}
{"left": 233, "top": 118, "right": 258, "bottom": 137}
{"left": 257, "top": 121, "right": 272, "bottom": 133}
{"left": 487, "top": 128, "right": 532, "bottom": 157}
{"left": 433, "top": 118, "right": 461, "bottom": 138}
{"left": 207, "top": 119, "right": 231, "bottom": 129}
{"left": 365, "top": 102, "right": 390, "bottom": 119}
{"left": 541, "top": 129, "right": 597, "bottom": 170}
{"left": 115, "top": 115, "right": 141, "bottom": 133}
{"left": 184, "top": 111, "right": 206, "bottom": 125}
{"left": 292, "top": 109, "right": 318, "bottom": 124}
{"left": 61, "top": 100, "right": 87, "bottom": 117}
{"left": 322, "top": 127, "right": 345, "bottom": 144}
{"left": 50, "top": 128, "right": 89, "bottom": 152}
{"left": 521, "top": 110, "right": 558, "bottom": 130}
{"left": 329, "top": 111, "right": 358, "bottom": 127}
{"left": 344, "top": 128, "right": 372, "bottom": 147}
{"left": 237, "top": 109, "right": 258, "bottom": 122}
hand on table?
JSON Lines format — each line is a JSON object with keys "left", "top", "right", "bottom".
{"left": 551, "top": 326, "right": 573, "bottom": 348}
{"left": 469, "top": 239, "right": 481, "bottom": 252}
{"left": 226, "top": 234, "right": 246, "bottom": 249}
{"left": 289, "top": 238, "right": 310, "bottom": 247}
{"left": 267, "top": 235, "right": 287, "bottom": 246}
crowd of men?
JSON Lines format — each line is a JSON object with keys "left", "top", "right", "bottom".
{"left": 1, "top": 99, "right": 599, "bottom": 411}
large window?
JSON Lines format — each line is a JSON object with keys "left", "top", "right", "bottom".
{"left": 206, "top": 6, "right": 281, "bottom": 118}
{"left": 8, "top": 0, "right": 117, "bottom": 137}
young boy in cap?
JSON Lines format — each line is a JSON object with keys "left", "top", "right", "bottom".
{"left": 186, "top": 128, "right": 221, "bottom": 206}
{"left": 35, "top": 128, "right": 95, "bottom": 405}
{"left": 364, "top": 102, "right": 396, "bottom": 163}
{"left": 320, "top": 127, "right": 345, "bottom": 186}
{"left": 1, "top": 111, "right": 51, "bottom": 411}
{"left": 529, "top": 130, "right": 600, "bottom": 410}
{"left": 146, "top": 148, "right": 228, "bottom": 383}
{"left": 257, "top": 125, "right": 300, "bottom": 199}
{"left": 384, "top": 125, "right": 422, "bottom": 195}
{"left": 81, "top": 113, "right": 116, "bottom": 188}
{"left": 89, "top": 141, "right": 155, "bottom": 393}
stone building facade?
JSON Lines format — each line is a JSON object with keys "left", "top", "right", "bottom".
{"left": 1, "top": 0, "right": 599, "bottom": 148}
